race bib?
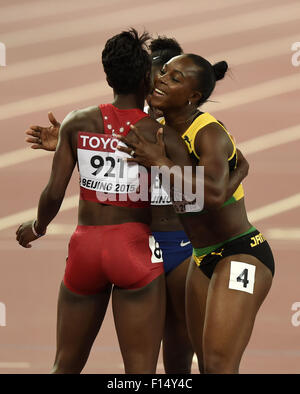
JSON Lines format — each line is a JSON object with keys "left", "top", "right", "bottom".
{"left": 151, "top": 174, "right": 172, "bottom": 206}
{"left": 148, "top": 235, "right": 163, "bottom": 263}
{"left": 77, "top": 132, "right": 139, "bottom": 194}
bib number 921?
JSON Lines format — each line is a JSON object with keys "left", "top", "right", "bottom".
{"left": 91, "top": 155, "right": 125, "bottom": 178}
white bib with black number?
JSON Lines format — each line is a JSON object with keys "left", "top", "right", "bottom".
{"left": 77, "top": 132, "right": 139, "bottom": 194}
{"left": 150, "top": 174, "right": 172, "bottom": 206}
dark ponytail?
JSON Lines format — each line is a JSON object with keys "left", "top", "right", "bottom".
{"left": 213, "top": 61, "right": 228, "bottom": 81}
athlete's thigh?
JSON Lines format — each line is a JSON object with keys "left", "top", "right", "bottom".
{"left": 165, "top": 256, "right": 191, "bottom": 321}
{"left": 185, "top": 258, "right": 210, "bottom": 368}
{"left": 55, "top": 282, "right": 112, "bottom": 362}
{"left": 203, "top": 254, "right": 273, "bottom": 363}
{"left": 112, "top": 274, "right": 166, "bottom": 373}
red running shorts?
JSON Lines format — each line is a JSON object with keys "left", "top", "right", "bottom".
{"left": 64, "top": 222, "right": 164, "bottom": 295}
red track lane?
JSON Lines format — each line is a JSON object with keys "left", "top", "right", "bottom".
{"left": 0, "top": 0, "right": 299, "bottom": 374}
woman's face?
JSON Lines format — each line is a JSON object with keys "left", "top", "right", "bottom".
{"left": 148, "top": 55, "right": 201, "bottom": 111}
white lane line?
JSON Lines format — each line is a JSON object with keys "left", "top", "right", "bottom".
{"left": 248, "top": 193, "right": 300, "bottom": 223}
{"left": 207, "top": 33, "right": 300, "bottom": 67}
{"left": 1, "top": 32, "right": 299, "bottom": 84}
{"left": 238, "top": 124, "right": 300, "bottom": 155}
{"left": 0, "top": 0, "right": 124, "bottom": 24}
{"left": 47, "top": 224, "right": 76, "bottom": 235}
{"left": 0, "top": 46, "right": 99, "bottom": 82}
{"left": 1, "top": 186, "right": 300, "bottom": 232}
{"left": 0, "top": 147, "right": 52, "bottom": 169}
{"left": 0, "top": 195, "right": 78, "bottom": 232}
{"left": 0, "top": 79, "right": 110, "bottom": 122}
{"left": 0, "top": 0, "right": 216, "bottom": 49}
{"left": 1, "top": 71, "right": 300, "bottom": 123}
{"left": 1, "top": 122, "right": 300, "bottom": 229}
{"left": 162, "top": 2, "right": 300, "bottom": 45}
{"left": 2, "top": 1, "right": 297, "bottom": 49}
{"left": 205, "top": 73, "right": 300, "bottom": 113}
{"left": 0, "top": 0, "right": 125, "bottom": 24}
{"left": 1, "top": 120, "right": 300, "bottom": 172}
{"left": 0, "top": 0, "right": 259, "bottom": 24}
{"left": 265, "top": 228, "right": 300, "bottom": 240}
{"left": 0, "top": 362, "right": 31, "bottom": 369}
{"left": 0, "top": 302, "right": 6, "bottom": 326}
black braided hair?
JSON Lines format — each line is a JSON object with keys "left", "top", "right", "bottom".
{"left": 102, "top": 28, "right": 151, "bottom": 94}
{"left": 150, "top": 36, "right": 183, "bottom": 66}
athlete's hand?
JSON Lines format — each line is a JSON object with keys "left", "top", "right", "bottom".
{"left": 16, "top": 220, "right": 42, "bottom": 248}
{"left": 25, "top": 112, "right": 60, "bottom": 151}
{"left": 116, "top": 125, "right": 167, "bottom": 168}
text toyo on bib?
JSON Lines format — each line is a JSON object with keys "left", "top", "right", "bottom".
{"left": 78, "top": 104, "right": 150, "bottom": 208}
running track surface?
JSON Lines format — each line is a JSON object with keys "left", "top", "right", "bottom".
{"left": 0, "top": 0, "right": 299, "bottom": 374}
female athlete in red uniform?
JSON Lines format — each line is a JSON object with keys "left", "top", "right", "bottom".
{"left": 16, "top": 29, "right": 194, "bottom": 374}
{"left": 118, "top": 53, "right": 275, "bottom": 374}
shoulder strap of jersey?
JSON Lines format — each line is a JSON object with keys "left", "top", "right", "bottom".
{"left": 182, "top": 112, "right": 236, "bottom": 161}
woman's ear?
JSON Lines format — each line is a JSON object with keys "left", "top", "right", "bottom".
{"left": 189, "top": 90, "right": 202, "bottom": 105}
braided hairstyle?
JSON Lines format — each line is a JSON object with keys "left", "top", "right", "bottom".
{"left": 102, "top": 28, "right": 151, "bottom": 94}
{"left": 186, "top": 54, "right": 228, "bottom": 106}
{"left": 150, "top": 36, "right": 183, "bottom": 66}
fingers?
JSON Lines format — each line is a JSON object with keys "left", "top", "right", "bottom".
{"left": 48, "top": 111, "right": 60, "bottom": 127}
{"left": 25, "top": 129, "right": 41, "bottom": 138}
{"left": 156, "top": 128, "right": 164, "bottom": 145}
{"left": 115, "top": 135, "right": 136, "bottom": 149}
{"left": 29, "top": 125, "right": 44, "bottom": 133}
{"left": 19, "top": 237, "right": 32, "bottom": 248}
{"left": 25, "top": 136, "right": 39, "bottom": 144}
{"left": 16, "top": 223, "right": 34, "bottom": 248}
{"left": 116, "top": 145, "right": 133, "bottom": 155}
{"left": 122, "top": 157, "right": 139, "bottom": 163}
{"left": 25, "top": 134, "right": 42, "bottom": 149}
{"left": 129, "top": 124, "right": 146, "bottom": 142}
{"left": 16, "top": 231, "right": 33, "bottom": 248}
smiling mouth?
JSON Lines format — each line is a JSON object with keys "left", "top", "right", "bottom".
{"left": 153, "top": 88, "right": 165, "bottom": 96}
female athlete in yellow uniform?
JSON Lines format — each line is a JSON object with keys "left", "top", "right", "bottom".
{"left": 118, "top": 53, "right": 275, "bottom": 374}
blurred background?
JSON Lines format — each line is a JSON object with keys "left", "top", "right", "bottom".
{"left": 0, "top": 0, "right": 299, "bottom": 373}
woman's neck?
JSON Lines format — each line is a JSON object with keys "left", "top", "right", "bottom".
{"left": 163, "top": 105, "right": 200, "bottom": 135}
{"left": 112, "top": 93, "right": 145, "bottom": 111}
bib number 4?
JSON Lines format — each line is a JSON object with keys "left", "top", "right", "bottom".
{"left": 229, "top": 261, "right": 256, "bottom": 294}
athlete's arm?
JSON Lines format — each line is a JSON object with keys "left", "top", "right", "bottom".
{"left": 16, "top": 112, "right": 76, "bottom": 248}
{"left": 225, "top": 148, "right": 249, "bottom": 199}
{"left": 193, "top": 123, "right": 232, "bottom": 209}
